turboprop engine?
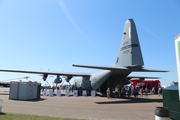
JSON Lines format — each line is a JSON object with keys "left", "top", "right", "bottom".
{"left": 65, "top": 76, "right": 72, "bottom": 82}
{"left": 54, "top": 75, "right": 62, "bottom": 83}
{"left": 42, "top": 74, "right": 48, "bottom": 81}
{"left": 54, "top": 78, "right": 62, "bottom": 83}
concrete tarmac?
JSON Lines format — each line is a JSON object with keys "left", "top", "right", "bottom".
{"left": 0, "top": 88, "right": 163, "bottom": 120}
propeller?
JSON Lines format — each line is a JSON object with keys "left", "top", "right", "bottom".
{"left": 39, "top": 68, "right": 53, "bottom": 82}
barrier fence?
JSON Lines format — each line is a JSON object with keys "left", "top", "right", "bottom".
{"left": 42, "top": 89, "right": 96, "bottom": 97}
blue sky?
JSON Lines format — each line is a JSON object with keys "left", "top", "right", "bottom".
{"left": 0, "top": 0, "right": 180, "bottom": 86}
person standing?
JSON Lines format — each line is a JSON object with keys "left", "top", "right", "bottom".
{"left": 140, "top": 88, "right": 143, "bottom": 97}
{"left": 133, "top": 88, "right": 136, "bottom": 98}
{"left": 151, "top": 87, "right": 155, "bottom": 94}
{"left": 145, "top": 87, "right": 148, "bottom": 96}
{"left": 115, "top": 87, "right": 119, "bottom": 97}
{"left": 106, "top": 87, "right": 110, "bottom": 99}
{"left": 158, "top": 87, "right": 162, "bottom": 96}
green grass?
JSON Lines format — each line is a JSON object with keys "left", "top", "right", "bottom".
{"left": 0, "top": 112, "right": 84, "bottom": 120}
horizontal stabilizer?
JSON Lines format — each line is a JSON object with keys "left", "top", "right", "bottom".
{"left": 73, "top": 64, "right": 168, "bottom": 73}
{"left": 132, "top": 68, "right": 169, "bottom": 72}
{"left": 72, "top": 64, "right": 127, "bottom": 70}
{"left": 127, "top": 75, "right": 160, "bottom": 79}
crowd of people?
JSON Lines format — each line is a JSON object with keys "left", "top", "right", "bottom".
{"left": 106, "top": 86, "right": 163, "bottom": 99}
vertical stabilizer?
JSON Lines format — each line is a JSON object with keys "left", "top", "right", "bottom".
{"left": 115, "top": 18, "right": 144, "bottom": 67}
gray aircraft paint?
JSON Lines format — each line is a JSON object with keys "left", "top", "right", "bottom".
{"left": 115, "top": 18, "right": 144, "bottom": 67}
{"left": 74, "top": 70, "right": 112, "bottom": 90}
{"left": 73, "top": 18, "right": 167, "bottom": 91}
{"left": 74, "top": 19, "right": 144, "bottom": 90}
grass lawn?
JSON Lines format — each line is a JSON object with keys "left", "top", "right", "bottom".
{"left": 0, "top": 112, "right": 84, "bottom": 120}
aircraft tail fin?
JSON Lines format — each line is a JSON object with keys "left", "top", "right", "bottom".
{"left": 114, "top": 18, "right": 144, "bottom": 67}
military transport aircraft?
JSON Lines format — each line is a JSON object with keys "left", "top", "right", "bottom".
{"left": 0, "top": 19, "right": 168, "bottom": 90}
{"left": 0, "top": 76, "right": 30, "bottom": 87}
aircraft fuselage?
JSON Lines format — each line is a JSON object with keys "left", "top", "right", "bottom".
{"left": 74, "top": 70, "right": 131, "bottom": 90}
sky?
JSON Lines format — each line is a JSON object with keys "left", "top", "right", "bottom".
{"left": 0, "top": 0, "right": 180, "bottom": 86}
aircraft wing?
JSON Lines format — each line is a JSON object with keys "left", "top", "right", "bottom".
{"left": 0, "top": 69, "right": 91, "bottom": 76}
{"left": 72, "top": 64, "right": 127, "bottom": 70}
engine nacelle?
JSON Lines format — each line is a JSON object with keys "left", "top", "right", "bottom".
{"left": 54, "top": 78, "right": 62, "bottom": 84}
{"left": 66, "top": 76, "right": 72, "bottom": 82}
{"left": 42, "top": 74, "right": 48, "bottom": 81}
